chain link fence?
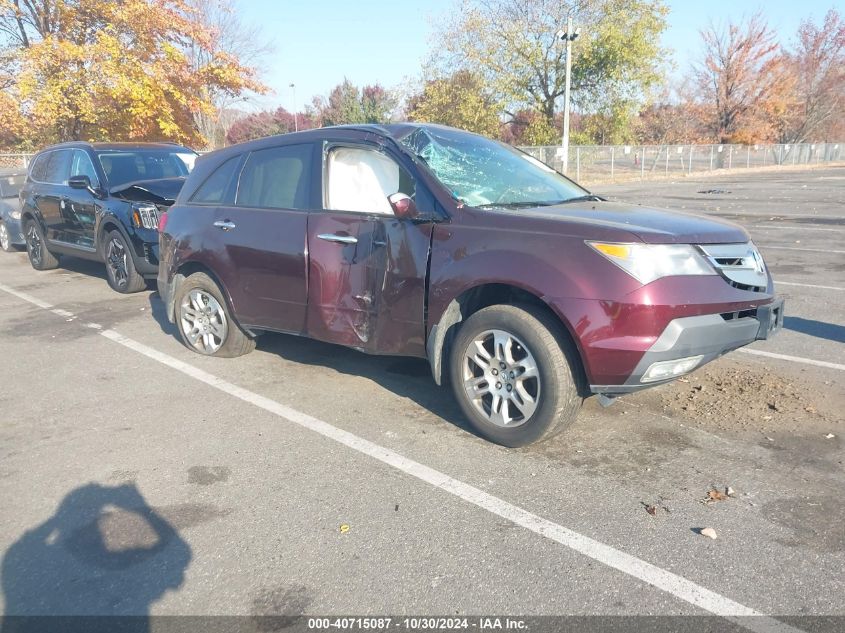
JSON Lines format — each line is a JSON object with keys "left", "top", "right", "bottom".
{"left": 519, "top": 142, "right": 844, "bottom": 184}
{"left": 3, "top": 141, "right": 844, "bottom": 181}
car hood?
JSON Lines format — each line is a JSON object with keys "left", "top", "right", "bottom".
{"left": 506, "top": 201, "right": 748, "bottom": 244}
{"left": 110, "top": 177, "right": 186, "bottom": 206}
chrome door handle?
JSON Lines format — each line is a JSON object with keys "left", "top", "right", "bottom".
{"left": 213, "top": 220, "right": 236, "bottom": 231}
{"left": 317, "top": 233, "right": 357, "bottom": 245}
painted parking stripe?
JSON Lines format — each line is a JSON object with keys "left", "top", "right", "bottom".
{"left": 0, "top": 280, "right": 801, "bottom": 633}
{"left": 757, "top": 244, "right": 845, "bottom": 254}
{"left": 739, "top": 348, "right": 845, "bottom": 371}
{"left": 753, "top": 225, "right": 842, "bottom": 232}
{"left": 774, "top": 280, "right": 845, "bottom": 291}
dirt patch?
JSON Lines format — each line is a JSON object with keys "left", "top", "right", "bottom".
{"left": 653, "top": 360, "right": 843, "bottom": 437}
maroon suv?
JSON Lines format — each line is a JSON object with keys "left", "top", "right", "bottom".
{"left": 157, "top": 124, "right": 783, "bottom": 446}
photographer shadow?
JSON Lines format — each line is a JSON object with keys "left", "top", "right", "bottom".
{"left": 1, "top": 483, "right": 191, "bottom": 633}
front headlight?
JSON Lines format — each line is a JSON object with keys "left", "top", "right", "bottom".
{"left": 131, "top": 203, "right": 160, "bottom": 230}
{"left": 10, "top": 210, "right": 21, "bottom": 220}
{"left": 587, "top": 241, "right": 715, "bottom": 284}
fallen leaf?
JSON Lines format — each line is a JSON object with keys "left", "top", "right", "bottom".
{"left": 700, "top": 527, "right": 718, "bottom": 540}
{"left": 339, "top": 524, "right": 350, "bottom": 534}
{"left": 646, "top": 505, "right": 657, "bottom": 516}
{"left": 706, "top": 489, "right": 728, "bottom": 502}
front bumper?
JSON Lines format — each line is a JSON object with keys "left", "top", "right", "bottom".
{"left": 590, "top": 297, "right": 784, "bottom": 395}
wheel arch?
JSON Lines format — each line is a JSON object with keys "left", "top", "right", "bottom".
{"left": 426, "top": 282, "right": 588, "bottom": 393}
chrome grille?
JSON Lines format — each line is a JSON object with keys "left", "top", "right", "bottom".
{"left": 697, "top": 242, "right": 768, "bottom": 292}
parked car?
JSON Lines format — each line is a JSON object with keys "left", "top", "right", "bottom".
{"left": 0, "top": 170, "right": 27, "bottom": 252}
{"left": 19, "top": 142, "right": 197, "bottom": 292}
{"left": 157, "top": 124, "right": 783, "bottom": 446}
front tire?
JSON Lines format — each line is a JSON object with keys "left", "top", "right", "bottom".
{"left": 0, "top": 221, "right": 15, "bottom": 252}
{"left": 448, "top": 304, "right": 582, "bottom": 447}
{"left": 173, "top": 272, "right": 255, "bottom": 358}
{"left": 104, "top": 230, "right": 147, "bottom": 293}
{"left": 24, "top": 219, "right": 59, "bottom": 270}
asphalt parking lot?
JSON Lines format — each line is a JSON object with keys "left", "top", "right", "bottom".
{"left": 0, "top": 166, "right": 842, "bottom": 631}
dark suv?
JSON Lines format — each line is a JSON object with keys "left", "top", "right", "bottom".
{"left": 158, "top": 124, "right": 783, "bottom": 446}
{"left": 20, "top": 142, "right": 196, "bottom": 292}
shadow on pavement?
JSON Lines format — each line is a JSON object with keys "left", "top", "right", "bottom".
{"left": 146, "top": 292, "right": 468, "bottom": 434}
{"left": 1, "top": 483, "right": 191, "bottom": 633}
{"left": 784, "top": 316, "right": 845, "bottom": 344}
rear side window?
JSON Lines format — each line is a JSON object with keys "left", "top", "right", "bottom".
{"left": 236, "top": 144, "right": 313, "bottom": 210}
{"left": 191, "top": 155, "right": 240, "bottom": 205}
{"left": 29, "top": 153, "right": 51, "bottom": 182}
{"left": 44, "top": 149, "right": 72, "bottom": 185}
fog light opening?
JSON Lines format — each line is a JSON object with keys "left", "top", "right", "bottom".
{"left": 641, "top": 355, "right": 704, "bottom": 383}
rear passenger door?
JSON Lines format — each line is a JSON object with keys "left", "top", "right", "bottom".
{"left": 38, "top": 149, "right": 73, "bottom": 243}
{"left": 214, "top": 143, "right": 317, "bottom": 333}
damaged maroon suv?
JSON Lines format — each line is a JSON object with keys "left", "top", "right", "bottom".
{"left": 157, "top": 124, "right": 783, "bottom": 446}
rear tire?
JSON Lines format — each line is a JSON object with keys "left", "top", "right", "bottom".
{"left": 104, "top": 230, "right": 146, "bottom": 293}
{"left": 448, "top": 304, "right": 582, "bottom": 447}
{"left": 173, "top": 272, "right": 255, "bottom": 358}
{"left": 24, "top": 219, "right": 59, "bottom": 270}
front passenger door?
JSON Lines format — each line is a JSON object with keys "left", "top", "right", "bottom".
{"left": 306, "top": 144, "right": 435, "bottom": 356}
{"left": 64, "top": 149, "right": 101, "bottom": 249}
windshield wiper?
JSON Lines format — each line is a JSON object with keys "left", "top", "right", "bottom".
{"left": 475, "top": 200, "right": 571, "bottom": 210}
{"left": 557, "top": 194, "right": 605, "bottom": 204}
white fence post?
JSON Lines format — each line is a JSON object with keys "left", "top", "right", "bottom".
{"left": 610, "top": 146, "right": 614, "bottom": 181}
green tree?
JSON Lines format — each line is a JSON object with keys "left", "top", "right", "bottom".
{"left": 406, "top": 70, "right": 502, "bottom": 137}
{"left": 314, "top": 78, "right": 395, "bottom": 126}
{"left": 431, "top": 0, "right": 668, "bottom": 140}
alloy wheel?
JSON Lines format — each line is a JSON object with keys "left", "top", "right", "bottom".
{"left": 0, "top": 223, "right": 9, "bottom": 251}
{"left": 461, "top": 329, "right": 540, "bottom": 427}
{"left": 26, "top": 224, "right": 41, "bottom": 266}
{"left": 179, "top": 289, "right": 228, "bottom": 354}
{"left": 106, "top": 237, "right": 128, "bottom": 288}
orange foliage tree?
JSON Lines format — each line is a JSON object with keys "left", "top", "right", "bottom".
{"left": 0, "top": 0, "right": 265, "bottom": 148}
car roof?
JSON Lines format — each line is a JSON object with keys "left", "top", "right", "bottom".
{"left": 198, "top": 122, "right": 478, "bottom": 164}
{"left": 38, "top": 141, "right": 195, "bottom": 153}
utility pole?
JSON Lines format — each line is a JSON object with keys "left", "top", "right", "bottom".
{"left": 557, "top": 16, "right": 579, "bottom": 174}
{"left": 289, "top": 83, "right": 298, "bottom": 132}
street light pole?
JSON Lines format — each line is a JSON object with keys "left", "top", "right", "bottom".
{"left": 289, "top": 83, "right": 298, "bottom": 132}
{"left": 557, "top": 15, "right": 579, "bottom": 174}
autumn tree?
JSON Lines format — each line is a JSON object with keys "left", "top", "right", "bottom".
{"left": 185, "top": 0, "right": 273, "bottom": 148}
{"left": 778, "top": 9, "right": 845, "bottom": 143}
{"left": 0, "top": 0, "right": 265, "bottom": 147}
{"left": 225, "top": 106, "right": 315, "bottom": 145}
{"left": 312, "top": 78, "right": 396, "bottom": 127}
{"left": 430, "top": 0, "right": 668, "bottom": 140}
{"left": 692, "top": 13, "right": 791, "bottom": 143}
{"left": 406, "top": 70, "right": 502, "bottom": 138}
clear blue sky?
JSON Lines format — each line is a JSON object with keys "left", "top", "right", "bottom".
{"left": 237, "top": 0, "right": 839, "bottom": 112}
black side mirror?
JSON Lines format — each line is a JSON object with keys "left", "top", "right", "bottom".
{"left": 68, "top": 175, "right": 91, "bottom": 190}
{"left": 388, "top": 193, "right": 419, "bottom": 220}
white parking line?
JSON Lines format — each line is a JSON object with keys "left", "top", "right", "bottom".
{"left": 0, "top": 280, "right": 802, "bottom": 633}
{"left": 774, "top": 280, "right": 845, "bottom": 291}
{"left": 739, "top": 348, "right": 845, "bottom": 371}
{"left": 753, "top": 225, "right": 841, "bottom": 232}
{"left": 758, "top": 244, "right": 845, "bottom": 254}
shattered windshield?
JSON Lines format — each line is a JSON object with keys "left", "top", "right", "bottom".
{"left": 399, "top": 127, "right": 588, "bottom": 209}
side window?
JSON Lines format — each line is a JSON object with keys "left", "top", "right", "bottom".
{"left": 236, "top": 144, "right": 313, "bottom": 210}
{"left": 29, "top": 153, "right": 51, "bottom": 182}
{"left": 191, "top": 155, "right": 240, "bottom": 205}
{"left": 44, "top": 149, "right": 72, "bottom": 185}
{"left": 326, "top": 147, "right": 413, "bottom": 215}
{"left": 70, "top": 150, "right": 100, "bottom": 188}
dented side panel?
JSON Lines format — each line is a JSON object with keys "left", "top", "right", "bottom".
{"left": 305, "top": 212, "right": 432, "bottom": 357}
